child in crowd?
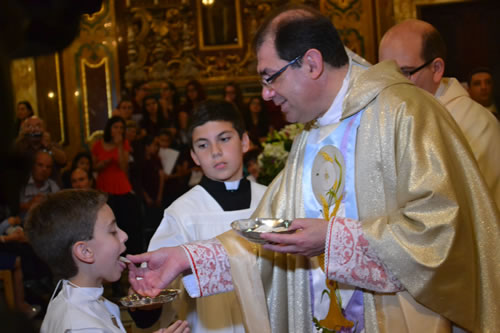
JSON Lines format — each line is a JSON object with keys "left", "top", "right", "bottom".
{"left": 70, "top": 167, "right": 94, "bottom": 189}
{"left": 243, "top": 148, "right": 262, "bottom": 183}
{"left": 132, "top": 100, "right": 267, "bottom": 333}
{"left": 157, "top": 128, "right": 193, "bottom": 207}
{"left": 157, "top": 129, "right": 179, "bottom": 177}
{"left": 25, "top": 189, "right": 189, "bottom": 333}
{"left": 140, "top": 135, "right": 165, "bottom": 243}
{"left": 61, "top": 151, "right": 94, "bottom": 189}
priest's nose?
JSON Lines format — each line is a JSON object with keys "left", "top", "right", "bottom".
{"left": 261, "top": 85, "right": 276, "bottom": 101}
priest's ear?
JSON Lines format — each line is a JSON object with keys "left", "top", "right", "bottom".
{"left": 302, "top": 48, "right": 324, "bottom": 80}
{"left": 430, "top": 57, "right": 445, "bottom": 84}
{"left": 73, "top": 240, "right": 95, "bottom": 264}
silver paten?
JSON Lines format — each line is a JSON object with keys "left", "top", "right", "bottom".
{"left": 231, "top": 218, "right": 293, "bottom": 244}
{"left": 120, "top": 289, "right": 181, "bottom": 308}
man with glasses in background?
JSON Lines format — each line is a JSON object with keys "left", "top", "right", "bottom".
{"left": 128, "top": 6, "right": 499, "bottom": 332}
{"left": 379, "top": 19, "right": 500, "bottom": 209}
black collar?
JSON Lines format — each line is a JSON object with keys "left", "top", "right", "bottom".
{"left": 199, "top": 176, "right": 251, "bottom": 211}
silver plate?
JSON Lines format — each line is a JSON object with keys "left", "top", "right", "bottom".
{"left": 120, "top": 289, "right": 181, "bottom": 308}
{"left": 230, "top": 218, "right": 293, "bottom": 244}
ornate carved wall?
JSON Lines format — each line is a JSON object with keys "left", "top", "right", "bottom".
{"left": 72, "top": 0, "right": 121, "bottom": 144}
{"left": 117, "top": 0, "right": 384, "bottom": 96}
{"left": 119, "top": 0, "right": 277, "bottom": 95}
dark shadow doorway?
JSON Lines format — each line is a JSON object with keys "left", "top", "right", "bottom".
{"left": 418, "top": 0, "right": 500, "bottom": 103}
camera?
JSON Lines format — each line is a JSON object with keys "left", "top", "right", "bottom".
{"left": 26, "top": 132, "right": 43, "bottom": 138}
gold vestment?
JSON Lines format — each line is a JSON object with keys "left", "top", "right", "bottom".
{"left": 218, "top": 60, "right": 500, "bottom": 333}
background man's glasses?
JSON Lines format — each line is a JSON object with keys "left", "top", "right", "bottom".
{"left": 261, "top": 54, "right": 303, "bottom": 88}
{"left": 401, "top": 58, "right": 435, "bottom": 78}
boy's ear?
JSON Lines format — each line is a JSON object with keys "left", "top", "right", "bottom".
{"left": 73, "top": 241, "right": 95, "bottom": 264}
{"left": 190, "top": 149, "right": 201, "bottom": 166}
{"left": 241, "top": 132, "right": 250, "bottom": 153}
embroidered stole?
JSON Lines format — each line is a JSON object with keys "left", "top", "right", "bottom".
{"left": 303, "top": 111, "right": 364, "bottom": 332}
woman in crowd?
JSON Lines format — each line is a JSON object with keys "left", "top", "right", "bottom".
{"left": 15, "top": 101, "right": 35, "bottom": 136}
{"left": 181, "top": 79, "right": 206, "bottom": 115}
{"left": 140, "top": 95, "right": 169, "bottom": 137}
{"left": 159, "top": 81, "right": 181, "bottom": 134}
{"left": 223, "top": 81, "right": 244, "bottom": 113}
{"left": 244, "top": 96, "right": 271, "bottom": 146}
{"left": 91, "top": 116, "right": 142, "bottom": 255}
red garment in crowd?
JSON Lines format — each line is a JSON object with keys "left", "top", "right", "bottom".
{"left": 92, "top": 140, "right": 132, "bottom": 195}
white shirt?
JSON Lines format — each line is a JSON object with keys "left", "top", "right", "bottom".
{"left": 149, "top": 180, "right": 266, "bottom": 333}
{"left": 41, "top": 280, "right": 126, "bottom": 333}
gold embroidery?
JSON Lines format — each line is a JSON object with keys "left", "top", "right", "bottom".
{"left": 314, "top": 148, "right": 353, "bottom": 331}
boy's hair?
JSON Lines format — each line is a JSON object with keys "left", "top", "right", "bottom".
{"left": 116, "top": 98, "right": 132, "bottom": 109}
{"left": 142, "top": 135, "right": 157, "bottom": 147}
{"left": 25, "top": 189, "right": 108, "bottom": 280}
{"left": 159, "top": 128, "right": 173, "bottom": 139}
{"left": 187, "top": 100, "right": 246, "bottom": 148}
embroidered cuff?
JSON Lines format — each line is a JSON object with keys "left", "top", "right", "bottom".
{"left": 325, "top": 216, "right": 403, "bottom": 292}
{"left": 181, "top": 238, "right": 234, "bottom": 297}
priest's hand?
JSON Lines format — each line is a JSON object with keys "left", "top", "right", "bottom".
{"left": 126, "top": 247, "right": 191, "bottom": 297}
{"left": 260, "top": 218, "right": 328, "bottom": 257}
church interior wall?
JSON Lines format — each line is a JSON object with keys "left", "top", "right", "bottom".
{"left": 9, "top": 0, "right": 498, "bottom": 158}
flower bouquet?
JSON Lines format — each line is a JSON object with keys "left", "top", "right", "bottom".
{"left": 257, "top": 123, "right": 304, "bottom": 185}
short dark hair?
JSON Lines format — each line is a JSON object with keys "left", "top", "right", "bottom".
{"left": 468, "top": 67, "right": 493, "bottom": 85}
{"left": 116, "top": 98, "right": 132, "bottom": 109}
{"left": 159, "top": 128, "right": 173, "bottom": 139}
{"left": 103, "top": 116, "right": 126, "bottom": 143}
{"left": 132, "top": 81, "right": 148, "bottom": 94}
{"left": 421, "top": 28, "right": 447, "bottom": 63}
{"left": 25, "top": 189, "right": 108, "bottom": 279}
{"left": 142, "top": 135, "right": 157, "bottom": 147}
{"left": 187, "top": 100, "right": 246, "bottom": 148}
{"left": 253, "top": 4, "right": 348, "bottom": 69}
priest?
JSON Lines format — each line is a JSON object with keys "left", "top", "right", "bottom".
{"left": 127, "top": 5, "right": 500, "bottom": 333}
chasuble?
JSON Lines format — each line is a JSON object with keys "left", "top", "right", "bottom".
{"left": 181, "top": 59, "right": 499, "bottom": 333}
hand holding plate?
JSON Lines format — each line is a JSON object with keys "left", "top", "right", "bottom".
{"left": 261, "top": 218, "right": 328, "bottom": 257}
